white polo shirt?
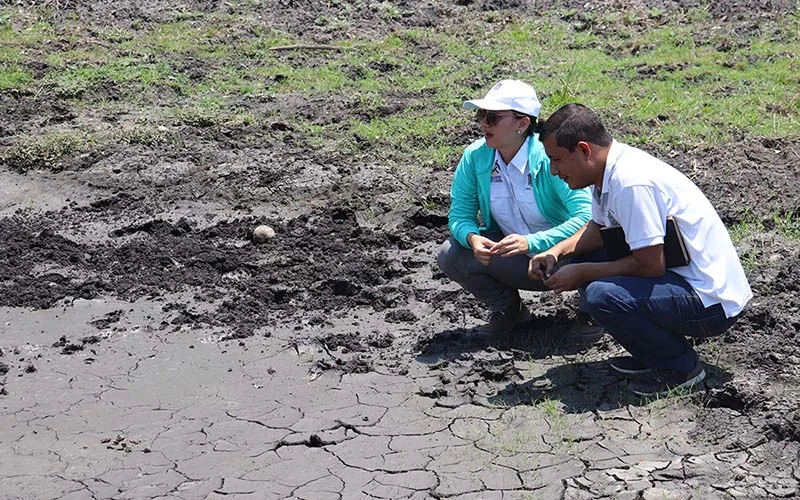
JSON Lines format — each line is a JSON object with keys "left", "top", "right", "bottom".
{"left": 490, "top": 137, "right": 552, "bottom": 242}
{"left": 593, "top": 141, "right": 752, "bottom": 318}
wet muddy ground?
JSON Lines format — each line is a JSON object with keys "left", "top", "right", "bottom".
{"left": 1, "top": 1, "right": 800, "bottom": 499}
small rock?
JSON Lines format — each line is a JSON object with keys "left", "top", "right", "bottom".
{"left": 636, "top": 461, "right": 670, "bottom": 472}
{"left": 61, "top": 344, "right": 84, "bottom": 355}
{"left": 643, "top": 488, "right": 684, "bottom": 500}
{"left": 418, "top": 385, "right": 448, "bottom": 398}
{"left": 434, "top": 396, "right": 467, "bottom": 408}
{"left": 252, "top": 225, "right": 276, "bottom": 243}
{"left": 307, "top": 434, "right": 324, "bottom": 447}
{"left": 429, "top": 360, "right": 450, "bottom": 371}
{"left": 769, "top": 352, "right": 783, "bottom": 362}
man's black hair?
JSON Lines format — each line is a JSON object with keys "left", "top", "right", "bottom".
{"left": 538, "top": 103, "right": 613, "bottom": 151}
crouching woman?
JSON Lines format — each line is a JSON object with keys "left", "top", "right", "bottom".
{"left": 437, "top": 80, "right": 592, "bottom": 334}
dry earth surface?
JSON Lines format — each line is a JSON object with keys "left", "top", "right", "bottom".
{"left": 1, "top": 0, "right": 800, "bottom": 499}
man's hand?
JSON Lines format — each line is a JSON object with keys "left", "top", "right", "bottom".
{"left": 543, "top": 264, "right": 586, "bottom": 293}
{"left": 490, "top": 233, "right": 529, "bottom": 258}
{"left": 467, "top": 233, "right": 496, "bottom": 266}
{"left": 528, "top": 252, "right": 558, "bottom": 280}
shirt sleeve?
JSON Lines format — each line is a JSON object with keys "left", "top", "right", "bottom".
{"left": 614, "top": 185, "right": 668, "bottom": 251}
{"left": 448, "top": 151, "right": 481, "bottom": 248}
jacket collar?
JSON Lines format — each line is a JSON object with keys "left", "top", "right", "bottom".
{"left": 527, "top": 133, "right": 543, "bottom": 177}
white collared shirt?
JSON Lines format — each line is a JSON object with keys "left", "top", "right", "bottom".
{"left": 592, "top": 140, "right": 752, "bottom": 317}
{"left": 489, "top": 137, "right": 552, "bottom": 247}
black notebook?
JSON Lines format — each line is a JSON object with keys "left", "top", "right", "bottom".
{"left": 599, "top": 217, "right": 691, "bottom": 268}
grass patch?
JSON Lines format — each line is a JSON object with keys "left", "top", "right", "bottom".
{"left": 2, "top": 131, "right": 96, "bottom": 172}
{"left": 0, "top": 64, "right": 33, "bottom": 90}
{"left": 163, "top": 104, "right": 258, "bottom": 131}
{"left": 771, "top": 212, "right": 800, "bottom": 240}
{"left": 729, "top": 215, "right": 770, "bottom": 273}
{"left": 350, "top": 109, "right": 462, "bottom": 165}
{"left": 730, "top": 211, "right": 800, "bottom": 243}
{"left": 1, "top": 5, "right": 798, "bottom": 166}
{"left": 2, "top": 125, "right": 185, "bottom": 172}
{"left": 44, "top": 58, "right": 186, "bottom": 98}
{"left": 537, "top": 397, "right": 575, "bottom": 448}
{"left": 117, "top": 126, "right": 176, "bottom": 147}
{"left": 729, "top": 216, "right": 766, "bottom": 245}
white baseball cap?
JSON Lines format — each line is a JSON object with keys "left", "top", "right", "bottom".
{"left": 462, "top": 79, "right": 541, "bottom": 117}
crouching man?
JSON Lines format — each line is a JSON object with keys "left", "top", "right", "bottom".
{"left": 529, "top": 103, "right": 752, "bottom": 397}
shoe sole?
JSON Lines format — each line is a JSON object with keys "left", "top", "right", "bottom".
{"left": 631, "top": 369, "right": 706, "bottom": 397}
{"left": 608, "top": 361, "right": 652, "bottom": 376}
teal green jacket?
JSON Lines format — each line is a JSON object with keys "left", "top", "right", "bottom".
{"left": 448, "top": 136, "right": 592, "bottom": 253}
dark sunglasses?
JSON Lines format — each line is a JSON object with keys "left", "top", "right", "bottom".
{"left": 475, "top": 109, "right": 525, "bottom": 127}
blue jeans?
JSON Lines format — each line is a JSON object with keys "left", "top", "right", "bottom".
{"left": 576, "top": 250, "right": 740, "bottom": 372}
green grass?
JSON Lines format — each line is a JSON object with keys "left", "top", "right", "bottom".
{"left": 728, "top": 211, "right": 800, "bottom": 275}
{"left": 0, "top": 64, "right": 32, "bottom": 89}
{"left": 537, "top": 397, "right": 574, "bottom": 447}
{"left": 2, "top": 124, "right": 188, "bottom": 172}
{"left": 730, "top": 211, "right": 800, "bottom": 243}
{"left": 117, "top": 126, "right": 175, "bottom": 147}
{"left": 641, "top": 385, "right": 696, "bottom": 407}
{"left": 350, "top": 110, "right": 461, "bottom": 163}
{"left": 2, "top": 131, "right": 96, "bottom": 172}
{"left": 772, "top": 212, "right": 800, "bottom": 240}
{"left": 1, "top": 6, "right": 798, "bottom": 167}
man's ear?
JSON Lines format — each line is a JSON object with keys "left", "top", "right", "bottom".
{"left": 577, "top": 141, "right": 592, "bottom": 159}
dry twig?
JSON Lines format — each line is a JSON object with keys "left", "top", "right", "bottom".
{"left": 269, "top": 44, "right": 346, "bottom": 52}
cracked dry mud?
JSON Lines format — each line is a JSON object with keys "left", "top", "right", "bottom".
{"left": 2, "top": 1, "right": 800, "bottom": 499}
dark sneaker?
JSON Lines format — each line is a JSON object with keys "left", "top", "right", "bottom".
{"left": 476, "top": 301, "right": 531, "bottom": 334}
{"left": 607, "top": 356, "right": 652, "bottom": 376}
{"left": 569, "top": 325, "right": 606, "bottom": 343}
{"left": 630, "top": 364, "right": 706, "bottom": 397}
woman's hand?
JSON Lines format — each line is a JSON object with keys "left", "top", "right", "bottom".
{"left": 489, "top": 234, "right": 529, "bottom": 258}
{"left": 468, "top": 234, "right": 496, "bottom": 266}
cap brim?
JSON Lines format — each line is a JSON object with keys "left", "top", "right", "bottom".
{"left": 462, "top": 99, "right": 512, "bottom": 111}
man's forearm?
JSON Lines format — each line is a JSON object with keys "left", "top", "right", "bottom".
{"left": 551, "top": 221, "right": 603, "bottom": 260}
{"left": 574, "top": 255, "right": 647, "bottom": 283}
